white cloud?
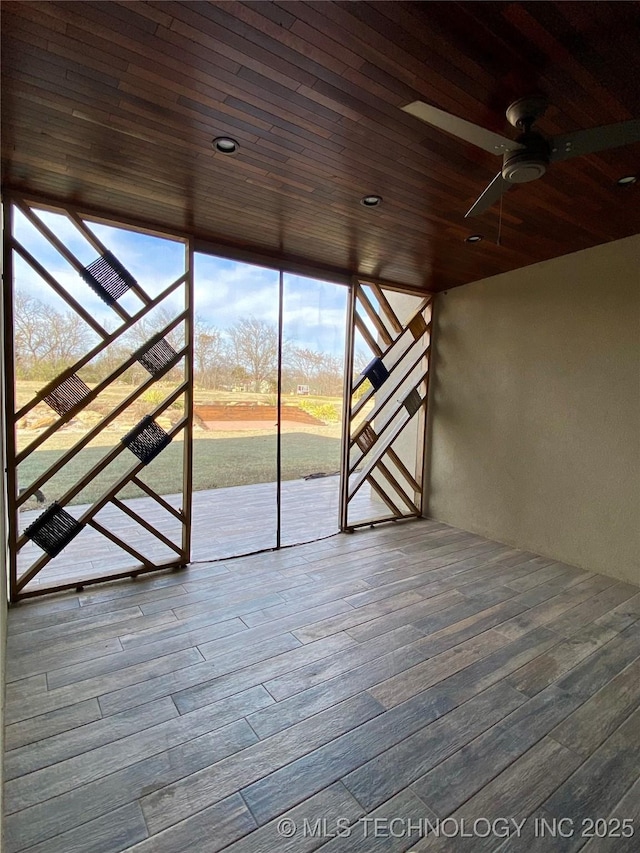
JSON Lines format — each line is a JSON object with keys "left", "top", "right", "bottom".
{"left": 10, "top": 210, "right": 350, "bottom": 359}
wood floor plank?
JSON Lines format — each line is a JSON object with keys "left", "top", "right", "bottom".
{"left": 543, "top": 707, "right": 640, "bottom": 826}
{"left": 76, "top": 570, "right": 202, "bottom": 607}
{"left": 247, "top": 631, "right": 433, "bottom": 739}
{"left": 15, "top": 802, "right": 149, "bottom": 853}
{"left": 291, "top": 590, "right": 426, "bottom": 644}
{"left": 315, "top": 788, "right": 435, "bottom": 853}
{"left": 581, "top": 777, "right": 640, "bottom": 852}
{"left": 196, "top": 599, "right": 358, "bottom": 658}
{"left": 122, "top": 793, "right": 257, "bottom": 853}
{"left": 411, "top": 599, "right": 526, "bottom": 656}
{"left": 410, "top": 738, "right": 583, "bottom": 852}
{"left": 5, "top": 719, "right": 257, "bottom": 853}
{"left": 549, "top": 658, "right": 640, "bottom": 757}
{"left": 45, "top": 631, "right": 215, "bottom": 690}
{"left": 4, "top": 520, "right": 638, "bottom": 853}
{"left": 4, "top": 698, "right": 103, "bottom": 752}
{"left": 506, "top": 623, "right": 618, "bottom": 697}
{"left": 7, "top": 597, "right": 140, "bottom": 636}
{"left": 139, "top": 692, "right": 385, "bottom": 834}
{"left": 4, "top": 696, "right": 179, "bottom": 780}
{"left": 5, "top": 647, "right": 204, "bottom": 725}
{"left": 5, "top": 684, "right": 274, "bottom": 814}
{"left": 7, "top": 605, "right": 153, "bottom": 650}
{"left": 4, "top": 674, "right": 48, "bottom": 703}
{"left": 102, "top": 632, "right": 353, "bottom": 716}
{"left": 238, "top": 687, "right": 453, "bottom": 826}
{"left": 545, "top": 583, "right": 640, "bottom": 638}
{"left": 369, "top": 629, "right": 511, "bottom": 709}
{"left": 411, "top": 684, "right": 583, "bottom": 818}
{"left": 423, "top": 627, "right": 562, "bottom": 707}
{"left": 504, "top": 563, "right": 590, "bottom": 594}
{"left": 117, "top": 613, "right": 248, "bottom": 651}
{"left": 339, "top": 590, "right": 467, "bottom": 644}
{"left": 554, "top": 623, "right": 640, "bottom": 699}
{"left": 492, "top": 575, "right": 622, "bottom": 641}
{"left": 594, "top": 590, "right": 640, "bottom": 634}
{"left": 241, "top": 578, "right": 371, "bottom": 626}
{"left": 341, "top": 681, "right": 526, "bottom": 812}
{"left": 8, "top": 609, "right": 180, "bottom": 659}
{"left": 494, "top": 807, "right": 585, "bottom": 853}
{"left": 7, "top": 636, "right": 124, "bottom": 683}
{"left": 200, "top": 782, "right": 363, "bottom": 853}
{"left": 262, "top": 625, "right": 424, "bottom": 702}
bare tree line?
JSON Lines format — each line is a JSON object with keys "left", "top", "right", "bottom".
{"left": 13, "top": 293, "right": 350, "bottom": 395}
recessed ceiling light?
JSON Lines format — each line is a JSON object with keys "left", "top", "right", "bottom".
{"left": 616, "top": 175, "right": 637, "bottom": 187}
{"left": 465, "top": 234, "right": 483, "bottom": 243}
{"left": 212, "top": 137, "right": 239, "bottom": 154}
{"left": 361, "top": 195, "right": 382, "bottom": 207}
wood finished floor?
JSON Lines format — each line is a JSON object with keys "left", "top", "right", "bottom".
{"left": 4, "top": 519, "right": 640, "bottom": 853}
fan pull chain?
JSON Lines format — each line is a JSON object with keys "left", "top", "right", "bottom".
{"left": 497, "top": 193, "right": 503, "bottom": 246}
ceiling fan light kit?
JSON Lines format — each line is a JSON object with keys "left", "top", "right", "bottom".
{"left": 402, "top": 97, "right": 640, "bottom": 218}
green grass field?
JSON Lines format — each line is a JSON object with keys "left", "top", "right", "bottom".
{"left": 19, "top": 432, "right": 342, "bottom": 507}
{"left": 16, "top": 380, "right": 357, "bottom": 508}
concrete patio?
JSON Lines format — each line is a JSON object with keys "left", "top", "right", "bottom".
{"left": 17, "top": 477, "right": 382, "bottom": 593}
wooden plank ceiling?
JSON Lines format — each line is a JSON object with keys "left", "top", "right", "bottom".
{"left": 2, "top": 1, "right": 639, "bottom": 292}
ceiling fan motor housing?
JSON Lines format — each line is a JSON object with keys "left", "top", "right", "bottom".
{"left": 502, "top": 132, "right": 550, "bottom": 183}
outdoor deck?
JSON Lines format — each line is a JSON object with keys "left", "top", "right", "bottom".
{"left": 4, "top": 520, "right": 639, "bottom": 853}
{"left": 18, "top": 477, "right": 381, "bottom": 592}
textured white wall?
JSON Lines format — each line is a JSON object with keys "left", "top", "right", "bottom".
{"left": 427, "top": 235, "right": 640, "bottom": 585}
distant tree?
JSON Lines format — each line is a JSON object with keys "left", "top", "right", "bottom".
{"left": 286, "top": 347, "right": 344, "bottom": 395}
{"left": 194, "top": 322, "right": 227, "bottom": 389}
{"left": 287, "top": 347, "right": 325, "bottom": 384}
{"left": 228, "top": 317, "right": 278, "bottom": 391}
{"left": 13, "top": 291, "right": 93, "bottom": 379}
{"left": 315, "top": 353, "right": 344, "bottom": 396}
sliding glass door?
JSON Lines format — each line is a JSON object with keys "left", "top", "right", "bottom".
{"left": 280, "top": 273, "right": 348, "bottom": 546}
{"left": 192, "top": 254, "right": 279, "bottom": 559}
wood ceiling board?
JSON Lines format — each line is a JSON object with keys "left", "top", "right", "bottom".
{"left": 2, "top": 1, "right": 639, "bottom": 292}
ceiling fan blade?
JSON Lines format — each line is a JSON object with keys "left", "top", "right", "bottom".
{"left": 465, "top": 172, "right": 511, "bottom": 218}
{"left": 550, "top": 120, "right": 640, "bottom": 162}
{"left": 401, "top": 100, "right": 524, "bottom": 155}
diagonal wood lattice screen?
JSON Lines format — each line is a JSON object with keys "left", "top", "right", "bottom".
{"left": 340, "top": 279, "right": 432, "bottom": 530}
{"left": 3, "top": 196, "right": 193, "bottom": 600}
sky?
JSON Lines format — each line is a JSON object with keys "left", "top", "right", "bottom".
{"left": 12, "top": 206, "right": 350, "bottom": 359}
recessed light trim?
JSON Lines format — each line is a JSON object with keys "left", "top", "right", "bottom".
{"left": 616, "top": 175, "right": 637, "bottom": 187}
{"left": 361, "top": 195, "right": 383, "bottom": 207}
{"left": 465, "top": 234, "right": 483, "bottom": 243}
{"left": 212, "top": 136, "right": 239, "bottom": 154}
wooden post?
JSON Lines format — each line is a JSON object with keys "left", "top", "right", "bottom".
{"left": 339, "top": 279, "right": 357, "bottom": 531}
{"left": 181, "top": 238, "right": 194, "bottom": 562}
{"left": 2, "top": 200, "right": 19, "bottom": 601}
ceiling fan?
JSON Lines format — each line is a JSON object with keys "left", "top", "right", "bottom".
{"left": 401, "top": 96, "right": 640, "bottom": 217}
